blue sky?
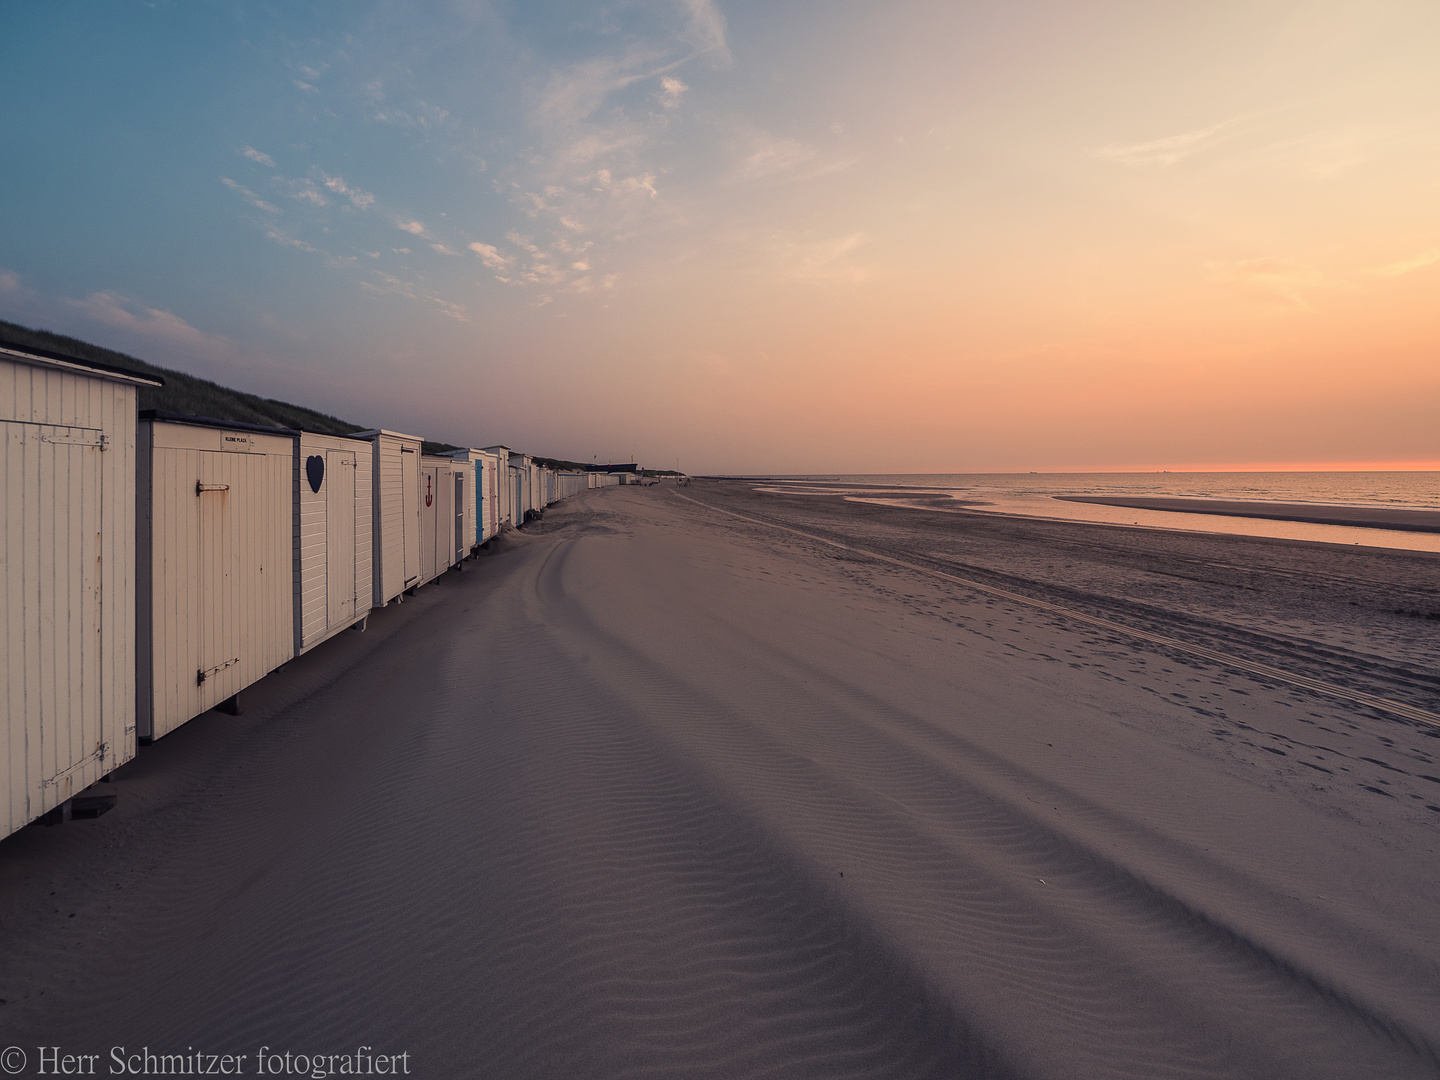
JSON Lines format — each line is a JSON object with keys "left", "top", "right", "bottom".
{"left": 4, "top": 1, "right": 1438, "bottom": 471}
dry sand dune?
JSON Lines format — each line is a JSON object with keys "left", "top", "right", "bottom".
{"left": 2, "top": 482, "right": 1439, "bottom": 1079}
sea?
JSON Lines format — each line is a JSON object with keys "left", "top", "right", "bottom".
{"left": 759, "top": 472, "right": 1440, "bottom": 553}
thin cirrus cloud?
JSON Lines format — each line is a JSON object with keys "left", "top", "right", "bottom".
{"left": 773, "top": 232, "right": 872, "bottom": 285}
{"left": 469, "top": 242, "right": 513, "bottom": 269}
{"left": 223, "top": 0, "right": 739, "bottom": 323}
{"left": 2, "top": 270, "right": 181, "bottom": 348}
{"left": 731, "top": 132, "right": 856, "bottom": 184}
{"left": 659, "top": 77, "right": 688, "bottom": 108}
{"left": 1092, "top": 118, "right": 1238, "bottom": 167}
{"left": 321, "top": 174, "right": 376, "bottom": 210}
{"left": 67, "top": 288, "right": 237, "bottom": 360}
{"left": 360, "top": 271, "right": 470, "bottom": 322}
{"left": 533, "top": 0, "right": 727, "bottom": 124}
{"left": 217, "top": 146, "right": 478, "bottom": 319}
{"left": 535, "top": 52, "right": 659, "bottom": 127}
{"left": 1366, "top": 249, "right": 1440, "bottom": 278}
{"left": 220, "top": 177, "right": 280, "bottom": 215}
{"left": 285, "top": 179, "right": 329, "bottom": 207}
{"left": 677, "top": 0, "right": 731, "bottom": 63}
{"left": 1205, "top": 257, "right": 1324, "bottom": 309}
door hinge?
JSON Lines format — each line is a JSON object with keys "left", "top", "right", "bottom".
{"left": 198, "top": 657, "right": 240, "bottom": 684}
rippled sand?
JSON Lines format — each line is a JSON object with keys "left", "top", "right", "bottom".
{"left": 2, "top": 481, "right": 1438, "bottom": 1078}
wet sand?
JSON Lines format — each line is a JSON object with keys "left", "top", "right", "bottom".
{"left": 2, "top": 481, "right": 1438, "bottom": 1079}
{"left": 1057, "top": 495, "right": 1440, "bottom": 533}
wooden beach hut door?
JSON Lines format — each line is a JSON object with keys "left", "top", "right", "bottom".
{"left": 1, "top": 422, "right": 104, "bottom": 821}
{"left": 472, "top": 464, "right": 483, "bottom": 546}
{"left": 401, "top": 446, "right": 420, "bottom": 589}
{"left": 325, "top": 450, "right": 357, "bottom": 626}
{"left": 419, "top": 465, "right": 438, "bottom": 583}
{"left": 196, "top": 451, "right": 242, "bottom": 704}
{"left": 455, "top": 472, "right": 466, "bottom": 562}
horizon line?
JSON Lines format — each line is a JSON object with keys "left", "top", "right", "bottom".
{"left": 760, "top": 462, "right": 1440, "bottom": 475}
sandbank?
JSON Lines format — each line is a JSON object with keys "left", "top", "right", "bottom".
{"left": 1057, "top": 494, "right": 1440, "bottom": 532}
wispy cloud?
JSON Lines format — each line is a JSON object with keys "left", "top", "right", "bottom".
{"left": 240, "top": 145, "right": 276, "bottom": 167}
{"left": 1093, "top": 119, "right": 1238, "bottom": 167}
{"left": 286, "top": 179, "right": 329, "bottom": 207}
{"left": 1367, "top": 249, "right": 1440, "bottom": 278}
{"left": 737, "top": 136, "right": 816, "bottom": 181}
{"left": 321, "top": 173, "right": 375, "bottom": 209}
{"left": 360, "top": 272, "right": 470, "bottom": 322}
{"left": 469, "top": 242, "right": 512, "bottom": 269}
{"left": 733, "top": 133, "right": 856, "bottom": 184}
{"left": 272, "top": 0, "right": 736, "bottom": 306}
{"left": 678, "top": 0, "right": 730, "bottom": 64}
{"left": 659, "top": 76, "right": 688, "bottom": 109}
{"left": 221, "top": 177, "right": 281, "bottom": 214}
{"left": 66, "top": 290, "right": 237, "bottom": 358}
{"left": 772, "top": 232, "right": 873, "bottom": 285}
{"left": 262, "top": 224, "right": 319, "bottom": 254}
{"left": 564, "top": 131, "right": 646, "bottom": 166}
{"left": 536, "top": 54, "right": 653, "bottom": 126}
{"left": 1206, "top": 257, "right": 1323, "bottom": 308}
{"left": 590, "top": 168, "right": 658, "bottom": 199}
{"left": 373, "top": 101, "right": 451, "bottom": 130}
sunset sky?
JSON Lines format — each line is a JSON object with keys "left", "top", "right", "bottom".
{"left": 2, "top": 0, "right": 1437, "bottom": 473}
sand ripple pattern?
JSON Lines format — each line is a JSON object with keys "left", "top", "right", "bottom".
{"left": 3, "top": 491, "right": 1438, "bottom": 1079}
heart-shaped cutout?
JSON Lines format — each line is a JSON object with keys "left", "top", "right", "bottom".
{"left": 306, "top": 455, "right": 325, "bottom": 493}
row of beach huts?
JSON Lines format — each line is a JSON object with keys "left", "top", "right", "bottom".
{"left": 1, "top": 340, "right": 635, "bottom": 842}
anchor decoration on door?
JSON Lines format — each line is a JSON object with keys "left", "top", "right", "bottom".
{"left": 425, "top": 474, "right": 433, "bottom": 507}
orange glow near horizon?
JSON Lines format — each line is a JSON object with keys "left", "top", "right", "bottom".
{"left": 1, "top": 0, "right": 1437, "bottom": 474}
{"left": 1017, "top": 463, "right": 1440, "bottom": 476}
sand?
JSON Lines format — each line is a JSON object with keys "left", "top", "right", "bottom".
{"left": 2, "top": 481, "right": 1438, "bottom": 1079}
{"left": 1056, "top": 495, "right": 1440, "bottom": 533}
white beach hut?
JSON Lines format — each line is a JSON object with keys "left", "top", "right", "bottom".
{"left": 512, "top": 455, "right": 529, "bottom": 517}
{"left": 478, "top": 450, "right": 501, "bottom": 539}
{"left": 445, "top": 449, "right": 476, "bottom": 552}
{"left": 482, "top": 444, "right": 515, "bottom": 529}
{"left": 510, "top": 461, "right": 526, "bottom": 524}
{"left": 294, "top": 431, "right": 374, "bottom": 655}
{"left": 136, "top": 412, "right": 296, "bottom": 741}
{"left": 355, "top": 429, "right": 422, "bottom": 606}
{"left": 417, "top": 454, "right": 464, "bottom": 588}
{"left": 446, "top": 448, "right": 501, "bottom": 551}
{"left": 1, "top": 341, "right": 161, "bottom": 838}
